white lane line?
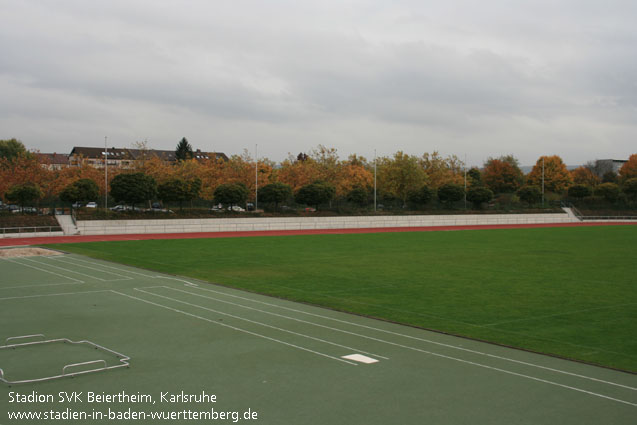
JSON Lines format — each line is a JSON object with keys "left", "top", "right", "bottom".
{"left": 21, "top": 257, "right": 129, "bottom": 282}
{"left": 54, "top": 256, "right": 157, "bottom": 278}
{"left": 0, "top": 290, "right": 110, "bottom": 301}
{"left": 135, "top": 287, "right": 387, "bottom": 360}
{"left": 110, "top": 290, "right": 356, "bottom": 366}
{"left": 38, "top": 258, "right": 636, "bottom": 393}
{"left": 48, "top": 257, "right": 133, "bottom": 281}
{"left": 184, "top": 283, "right": 637, "bottom": 392}
{"left": 3, "top": 258, "right": 84, "bottom": 283}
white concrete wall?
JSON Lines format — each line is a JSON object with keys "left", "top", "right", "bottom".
{"left": 1, "top": 231, "right": 65, "bottom": 239}
{"left": 76, "top": 213, "right": 578, "bottom": 235}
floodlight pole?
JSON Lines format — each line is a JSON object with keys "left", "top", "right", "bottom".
{"left": 541, "top": 157, "right": 545, "bottom": 207}
{"left": 374, "top": 149, "right": 377, "bottom": 212}
{"left": 255, "top": 144, "right": 258, "bottom": 210}
{"left": 104, "top": 136, "right": 108, "bottom": 210}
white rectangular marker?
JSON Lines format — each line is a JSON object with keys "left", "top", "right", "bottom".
{"left": 342, "top": 354, "right": 379, "bottom": 364}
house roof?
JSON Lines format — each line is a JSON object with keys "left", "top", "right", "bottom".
{"left": 69, "top": 147, "right": 228, "bottom": 162}
{"left": 36, "top": 153, "right": 70, "bottom": 165}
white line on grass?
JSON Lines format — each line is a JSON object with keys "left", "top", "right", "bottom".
{"left": 110, "top": 290, "right": 357, "bottom": 366}
{"left": 134, "top": 287, "right": 387, "bottom": 360}
{"left": 181, "top": 283, "right": 637, "bottom": 392}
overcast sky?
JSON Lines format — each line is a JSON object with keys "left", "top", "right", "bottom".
{"left": 1, "top": 0, "right": 636, "bottom": 166}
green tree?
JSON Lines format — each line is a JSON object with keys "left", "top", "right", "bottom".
{"left": 602, "top": 171, "right": 618, "bottom": 183}
{"left": 158, "top": 178, "right": 189, "bottom": 211}
{"left": 175, "top": 137, "right": 193, "bottom": 161}
{"left": 595, "top": 183, "right": 620, "bottom": 203}
{"left": 346, "top": 186, "right": 369, "bottom": 208}
{"left": 437, "top": 183, "right": 465, "bottom": 207}
{"left": 258, "top": 182, "right": 292, "bottom": 211}
{"left": 5, "top": 183, "right": 42, "bottom": 210}
{"left": 295, "top": 182, "right": 335, "bottom": 210}
{"left": 467, "top": 167, "right": 482, "bottom": 187}
{"left": 622, "top": 178, "right": 637, "bottom": 201}
{"left": 377, "top": 151, "right": 427, "bottom": 207}
{"left": 110, "top": 173, "right": 157, "bottom": 208}
{"left": 466, "top": 187, "right": 493, "bottom": 209}
{"left": 59, "top": 179, "right": 99, "bottom": 206}
{"left": 214, "top": 183, "right": 248, "bottom": 209}
{"left": 407, "top": 185, "right": 434, "bottom": 207}
{"left": 0, "top": 138, "right": 31, "bottom": 161}
{"left": 567, "top": 184, "right": 592, "bottom": 201}
{"left": 517, "top": 185, "right": 542, "bottom": 206}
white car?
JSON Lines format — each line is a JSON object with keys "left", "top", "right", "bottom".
{"left": 227, "top": 205, "right": 245, "bottom": 212}
{"left": 86, "top": 202, "right": 98, "bottom": 208}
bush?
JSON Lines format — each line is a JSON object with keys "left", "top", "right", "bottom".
{"left": 466, "top": 187, "right": 494, "bottom": 209}
{"left": 259, "top": 182, "right": 292, "bottom": 211}
{"left": 568, "top": 184, "right": 592, "bottom": 200}
{"left": 516, "top": 185, "right": 542, "bottom": 206}
{"left": 407, "top": 185, "right": 434, "bottom": 207}
{"left": 214, "top": 183, "right": 249, "bottom": 207}
{"left": 110, "top": 173, "right": 157, "bottom": 207}
{"left": 595, "top": 183, "right": 621, "bottom": 203}
{"left": 346, "top": 186, "right": 369, "bottom": 208}
{"left": 295, "top": 182, "right": 335, "bottom": 210}
{"left": 60, "top": 179, "right": 99, "bottom": 205}
{"left": 437, "top": 183, "right": 464, "bottom": 207}
{"left": 622, "top": 178, "right": 637, "bottom": 201}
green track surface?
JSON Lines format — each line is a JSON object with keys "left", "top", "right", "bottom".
{"left": 1, "top": 246, "right": 636, "bottom": 424}
{"left": 47, "top": 226, "right": 637, "bottom": 372}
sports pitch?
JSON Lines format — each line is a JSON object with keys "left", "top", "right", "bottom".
{"left": 0, "top": 227, "right": 636, "bottom": 424}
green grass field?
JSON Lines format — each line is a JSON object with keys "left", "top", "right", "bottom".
{"left": 48, "top": 226, "right": 637, "bottom": 372}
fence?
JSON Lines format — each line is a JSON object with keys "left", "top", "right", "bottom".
{"left": 1, "top": 226, "right": 63, "bottom": 238}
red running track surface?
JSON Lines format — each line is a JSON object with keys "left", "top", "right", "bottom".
{"left": 1, "top": 221, "right": 635, "bottom": 247}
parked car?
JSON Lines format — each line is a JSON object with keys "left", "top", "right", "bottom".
{"left": 86, "top": 202, "right": 98, "bottom": 208}
{"left": 246, "top": 202, "right": 255, "bottom": 211}
{"left": 148, "top": 208, "right": 174, "bottom": 213}
{"left": 304, "top": 207, "right": 316, "bottom": 212}
{"left": 227, "top": 205, "right": 245, "bottom": 212}
{"left": 110, "top": 205, "right": 143, "bottom": 212}
{"left": 209, "top": 204, "right": 224, "bottom": 212}
{"left": 72, "top": 202, "right": 83, "bottom": 208}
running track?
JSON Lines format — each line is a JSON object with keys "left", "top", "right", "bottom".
{"left": 1, "top": 221, "right": 635, "bottom": 247}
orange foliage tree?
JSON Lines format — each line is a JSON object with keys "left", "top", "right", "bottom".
{"left": 378, "top": 151, "right": 427, "bottom": 205}
{"left": 570, "top": 166, "right": 600, "bottom": 186}
{"left": 619, "top": 154, "right": 637, "bottom": 181}
{"left": 482, "top": 155, "right": 524, "bottom": 194}
{"left": 419, "top": 152, "right": 464, "bottom": 188}
{"left": 526, "top": 155, "right": 572, "bottom": 193}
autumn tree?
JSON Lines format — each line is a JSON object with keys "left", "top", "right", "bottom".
{"left": 571, "top": 166, "right": 600, "bottom": 186}
{"left": 482, "top": 155, "right": 524, "bottom": 194}
{"left": 526, "top": 155, "right": 572, "bottom": 193}
{"left": 419, "top": 152, "right": 464, "bottom": 188}
{"left": 277, "top": 155, "right": 318, "bottom": 192}
{"left": 377, "top": 151, "right": 427, "bottom": 207}
{"left": 619, "top": 154, "right": 637, "bottom": 181}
